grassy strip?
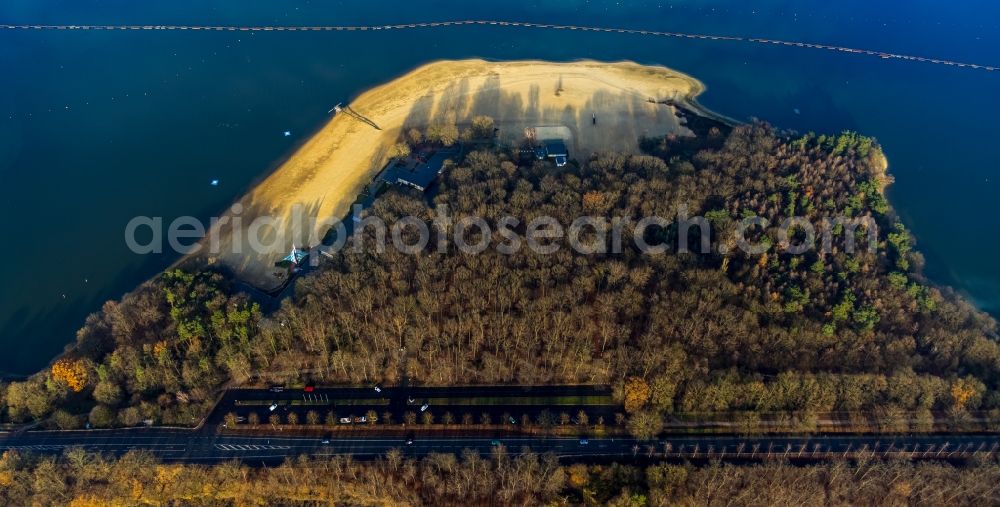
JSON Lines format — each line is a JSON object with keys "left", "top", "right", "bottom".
{"left": 237, "top": 398, "right": 389, "bottom": 407}
{"left": 416, "top": 395, "right": 615, "bottom": 406}
{"left": 221, "top": 424, "right": 603, "bottom": 438}
{"left": 330, "top": 398, "right": 390, "bottom": 406}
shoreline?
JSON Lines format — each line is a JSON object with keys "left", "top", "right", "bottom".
{"left": 179, "top": 58, "right": 714, "bottom": 290}
{"left": 12, "top": 61, "right": 1000, "bottom": 437}
{"left": 165, "top": 58, "right": 993, "bottom": 326}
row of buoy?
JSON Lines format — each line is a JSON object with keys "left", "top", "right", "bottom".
{"left": 1, "top": 20, "right": 995, "bottom": 72}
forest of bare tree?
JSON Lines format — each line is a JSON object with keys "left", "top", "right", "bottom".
{"left": 2, "top": 448, "right": 999, "bottom": 506}
{"left": 2, "top": 123, "right": 997, "bottom": 436}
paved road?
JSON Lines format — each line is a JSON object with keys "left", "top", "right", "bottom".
{"left": 3, "top": 428, "right": 1000, "bottom": 464}
{"left": 4, "top": 386, "right": 1000, "bottom": 464}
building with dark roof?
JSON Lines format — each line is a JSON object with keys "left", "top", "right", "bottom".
{"left": 534, "top": 139, "right": 569, "bottom": 167}
{"left": 544, "top": 139, "right": 568, "bottom": 166}
{"left": 390, "top": 149, "right": 454, "bottom": 192}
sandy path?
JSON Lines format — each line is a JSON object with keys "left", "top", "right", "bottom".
{"left": 183, "top": 59, "right": 708, "bottom": 290}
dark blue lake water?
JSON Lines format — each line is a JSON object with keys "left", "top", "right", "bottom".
{"left": 1, "top": 0, "right": 998, "bottom": 374}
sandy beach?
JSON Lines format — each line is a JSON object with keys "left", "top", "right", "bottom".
{"left": 184, "top": 59, "right": 710, "bottom": 290}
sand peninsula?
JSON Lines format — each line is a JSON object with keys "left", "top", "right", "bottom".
{"left": 185, "top": 59, "right": 717, "bottom": 290}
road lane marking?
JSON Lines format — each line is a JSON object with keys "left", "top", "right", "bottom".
{"left": 214, "top": 443, "right": 291, "bottom": 451}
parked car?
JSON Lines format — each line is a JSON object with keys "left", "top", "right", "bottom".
{"left": 339, "top": 417, "right": 352, "bottom": 424}
{"left": 578, "top": 438, "right": 589, "bottom": 446}
{"left": 321, "top": 439, "right": 330, "bottom": 444}
{"left": 420, "top": 403, "right": 430, "bottom": 412}
{"left": 355, "top": 416, "right": 367, "bottom": 423}
{"left": 303, "top": 385, "right": 315, "bottom": 393}
{"left": 268, "top": 404, "right": 278, "bottom": 411}
{"left": 374, "top": 385, "right": 382, "bottom": 393}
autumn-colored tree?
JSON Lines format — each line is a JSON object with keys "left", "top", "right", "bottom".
{"left": 92, "top": 380, "right": 122, "bottom": 406}
{"left": 51, "top": 409, "right": 81, "bottom": 430}
{"left": 51, "top": 358, "right": 88, "bottom": 392}
{"left": 88, "top": 404, "right": 115, "bottom": 428}
{"left": 4, "top": 450, "right": 1000, "bottom": 505}
{"left": 950, "top": 378, "right": 983, "bottom": 411}
{"left": 623, "top": 377, "right": 651, "bottom": 414}
{"left": 568, "top": 463, "right": 589, "bottom": 488}
{"left": 469, "top": 115, "right": 495, "bottom": 139}
{"left": 406, "top": 127, "right": 423, "bottom": 146}
{"left": 4, "top": 123, "right": 999, "bottom": 434}
{"left": 388, "top": 142, "right": 411, "bottom": 159}
{"left": 627, "top": 410, "right": 664, "bottom": 440}
{"left": 426, "top": 113, "right": 459, "bottom": 147}
{"left": 582, "top": 191, "right": 608, "bottom": 213}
